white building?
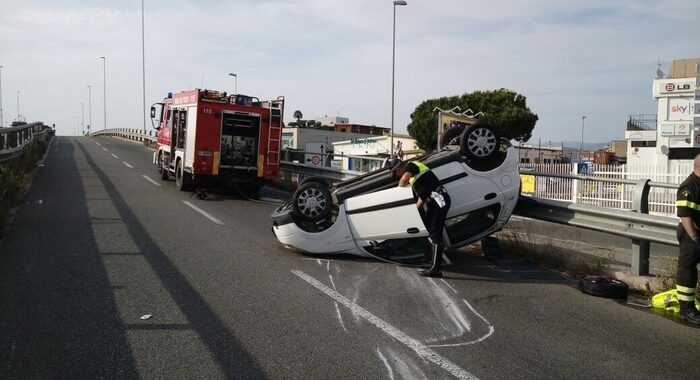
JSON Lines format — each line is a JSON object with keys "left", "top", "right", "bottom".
{"left": 282, "top": 127, "right": 381, "bottom": 167}
{"left": 315, "top": 115, "right": 349, "bottom": 126}
{"left": 332, "top": 134, "right": 423, "bottom": 172}
{"left": 626, "top": 58, "right": 699, "bottom": 169}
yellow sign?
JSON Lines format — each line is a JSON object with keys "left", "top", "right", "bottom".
{"left": 520, "top": 174, "right": 535, "bottom": 193}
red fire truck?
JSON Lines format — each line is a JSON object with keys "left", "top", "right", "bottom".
{"left": 150, "top": 89, "right": 284, "bottom": 194}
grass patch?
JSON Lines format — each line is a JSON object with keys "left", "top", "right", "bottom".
{"left": 495, "top": 222, "right": 614, "bottom": 277}
{"left": 0, "top": 133, "right": 51, "bottom": 237}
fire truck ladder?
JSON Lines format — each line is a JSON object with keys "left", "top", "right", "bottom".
{"left": 265, "top": 96, "right": 284, "bottom": 165}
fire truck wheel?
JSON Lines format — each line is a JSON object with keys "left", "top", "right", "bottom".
{"left": 439, "top": 124, "right": 465, "bottom": 149}
{"left": 293, "top": 181, "right": 332, "bottom": 222}
{"left": 460, "top": 124, "right": 500, "bottom": 161}
{"left": 176, "top": 161, "right": 193, "bottom": 191}
{"left": 158, "top": 153, "right": 169, "bottom": 180}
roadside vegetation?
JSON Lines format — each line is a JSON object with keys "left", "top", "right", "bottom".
{"left": 0, "top": 133, "right": 51, "bottom": 237}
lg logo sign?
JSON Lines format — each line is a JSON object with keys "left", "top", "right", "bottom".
{"left": 664, "top": 83, "right": 692, "bottom": 92}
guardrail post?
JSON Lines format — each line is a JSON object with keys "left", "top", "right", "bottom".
{"left": 631, "top": 179, "right": 651, "bottom": 275}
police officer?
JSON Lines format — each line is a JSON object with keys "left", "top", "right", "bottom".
{"left": 393, "top": 160, "right": 451, "bottom": 277}
{"left": 675, "top": 153, "right": 700, "bottom": 325}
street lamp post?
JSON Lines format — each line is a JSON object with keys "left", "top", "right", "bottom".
{"left": 390, "top": 0, "right": 407, "bottom": 160}
{"left": 0, "top": 65, "right": 4, "bottom": 128}
{"left": 141, "top": 0, "right": 146, "bottom": 133}
{"left": 81, "top": 102, "right": 85, "bottom": 135}
{"left": 16, "top": 90, "right": 20, "bottom": 120}
{"left": 100, "top": 56, "right": 106, "bottom": 131}
{"left": 229, "top": 73, "right": 237, "bottom": 94}
{"left": 87, "top": 85, "right": 92, "bottom": 134}
{"left": 580, "top": 115, "right": 586, "bottom": 160}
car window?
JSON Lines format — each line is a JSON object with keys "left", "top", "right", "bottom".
{"left": 362, "top": 237, "right": 432, "bottom": 265}
{"left": 445, "top": 204, "right": 501, "bottom": 245}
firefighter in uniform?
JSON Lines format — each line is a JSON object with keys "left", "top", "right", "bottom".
{"left": 393, "top": 160, "right": 451, "bottom": 277}
{"left": 674, "top": 153, "right": 700, "bottom": 325}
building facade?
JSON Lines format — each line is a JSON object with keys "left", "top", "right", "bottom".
{"left": 332, "top": 134, "right": 422, "bottom": 173}
{"left": 626, "top": 58, "right": 700, "bottom": 169}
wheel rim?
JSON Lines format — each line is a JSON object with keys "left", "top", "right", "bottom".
{"left": 466, "top": 127, "right": 497, "bottom": 157}
{"left": 297, "top": 188, "right": 327, "bottom": 218}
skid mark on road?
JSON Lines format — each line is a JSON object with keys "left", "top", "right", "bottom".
{"left": 291, "top": 269, "right": 478, "bottom": 380}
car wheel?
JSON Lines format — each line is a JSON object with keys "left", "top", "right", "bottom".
{"left": 293, "top": 181, "right": 332, "bottom": 221}
{"left": 439, "top": 125, "right": 466, "bottom": 149}
{"left": 460, "top": 124, "right": 500, "bottom": 160}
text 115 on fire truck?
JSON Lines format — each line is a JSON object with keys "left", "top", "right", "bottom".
{"left": 150, "top": 89, "right": 284, "bottom": 195}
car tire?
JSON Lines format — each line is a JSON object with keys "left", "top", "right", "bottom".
{"left": 439, "top": 125, "right": 466, "bottom": 149}
{"left": 175, "top": 160, "right": 193, "bottom": 191}
{"left": 460, "top": 124, "right": 500, "bottom": 160}
{"left": 293, "top": 181, "right": 332, "bottom": 222}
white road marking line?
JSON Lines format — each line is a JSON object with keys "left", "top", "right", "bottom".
{"left": 95, "top": 142, "right": 101, "bottom": 146}
{"left": 182, "top": 201, "right": 225, "bottom": 225}
{"left": 428, "top": 299, "right": 495, "bottom": 348}
{"left": 142, "top": 175, "right": 162, "bottom": 187}
{"left": 440, "top": 279, "right": 458, "bottom": 294}
{"left": 376, "top": 348, "right": 396, "bottom": 380}
{"left": 102, "top": 147, "right": 108, "bottom": 151}
{"left": 122, "top": 161, "right": 134, "bottom": 168}
{"left": 111, "top": 153, "right": 119, "bottom": 159}
{"left": 291, "top": 270, "right": 478, "bottom": 380}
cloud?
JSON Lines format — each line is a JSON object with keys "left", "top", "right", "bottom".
{"left": 0, "top": 0, "right": 697, "bottom": 143}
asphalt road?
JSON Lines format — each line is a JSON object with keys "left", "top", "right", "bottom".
{"left": 1, "top": 136, "right": 699, "bottom": 379}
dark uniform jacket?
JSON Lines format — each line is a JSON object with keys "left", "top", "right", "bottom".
{"left": 676, "top": 172, "right": 700, "bottom": 229}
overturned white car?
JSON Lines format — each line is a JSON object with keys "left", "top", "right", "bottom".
{"left": 271, "top": 124, "right": 520, "bottom": 265}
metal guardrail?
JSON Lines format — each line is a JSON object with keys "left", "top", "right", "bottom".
{"left": 0, "top": 122, "right": 53, "bottom": 163}
{"left": 91, "top": 128, "right": 157, "bottom": 143}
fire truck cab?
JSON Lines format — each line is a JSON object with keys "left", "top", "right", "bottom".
{"left": 150, "top": 89, "right": 284, "bottom": 194}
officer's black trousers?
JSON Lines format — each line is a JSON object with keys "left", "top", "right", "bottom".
{"left": 425, "top": 192, "right": 451, "bottom": 245}
{"left": 677, "top": 225, "right": 700, "bottom": 289}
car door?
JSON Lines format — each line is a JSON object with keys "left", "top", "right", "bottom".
{"left": 345, "top": 186, "right": 427, "bottom": 241}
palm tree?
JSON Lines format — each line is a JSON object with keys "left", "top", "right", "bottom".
{"left": 293, "top": 110, "right": 303, "bottom": 126}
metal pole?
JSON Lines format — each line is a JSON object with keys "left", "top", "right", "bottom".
{"left": 580, "top": 115, "right": 586, "bottom": 159}
{"left": 87, "top": 85, "right": 92, "bottom": 134}
{"left": 100, "top": 56, "right": 106, "bottom": 131}
{"left": 0, "top": 65, "right": 4, "bottom": 128}
{"left": 229, "top": 73, "right": 237, "bottom": 94}
{"left": 81, "top": 102, "right": 84, "bottom": 135}
{"left": 390, "top": 1, "right": 407, "bottom": 160}
{"left": 16, "top": 90, "right": 20, "bottom": 120}
{"left": 141, "top": 0, "right": 146, "bottom": 133}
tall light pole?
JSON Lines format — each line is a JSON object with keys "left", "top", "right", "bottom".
{"left": 16, "top": 90, "right": 20, "bottom": 120}
{"left": 390, "top": 0, "right": 407, "bottom": 160}
{"left": 229, "top": 73, "right": 237, "bottom": 94}
{"left": 580, "top": 115, "right": 586, "bottom": 160}
{"left": 100, "top": 56, "right": 106, "bottom": 131}
{"left": 0, "top": 65, "right": 4, "bottom": 128}
{"left": 141, "top": 0, "right": 146, "bottom": 133}
{"left": 87, "top": 85, "right": 92, "bottom": 134}
{"left": 81, "top": 102, "right": 85, "bottom": 135}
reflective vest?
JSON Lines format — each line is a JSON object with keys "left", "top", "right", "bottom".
{"left": 408, "top": 160, "right": 430, "bottom": 186}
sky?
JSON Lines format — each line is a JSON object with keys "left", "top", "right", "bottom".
{"left": 0, "top": 0, "right": 697, "bottom": 144}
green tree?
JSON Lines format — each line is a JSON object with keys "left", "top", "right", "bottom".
{"left": 293, "top": 110, "right": 303, "bottom": 125}
{"left": 407, "top": 88, "right": 538, "bottom": 151}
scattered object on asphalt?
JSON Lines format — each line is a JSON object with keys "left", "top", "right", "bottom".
{"left": 194, "top": 188, "right": 208, "bottom": 200}
{"left": 140, "top": 314, "right": 153, "bottom": 320}
{"left": 578, "top": 275, "right": 629, "bottom": 299}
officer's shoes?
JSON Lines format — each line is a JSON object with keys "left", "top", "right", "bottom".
{"left": 678, "top": 302, "right": 700, "bottom": 325}
{"left": 418, "top": 268, "right": 442, "bottom": 278}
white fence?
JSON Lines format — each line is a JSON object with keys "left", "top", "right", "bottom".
{"left": 520, "top": 163, "right": 690, "bottom": 217}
